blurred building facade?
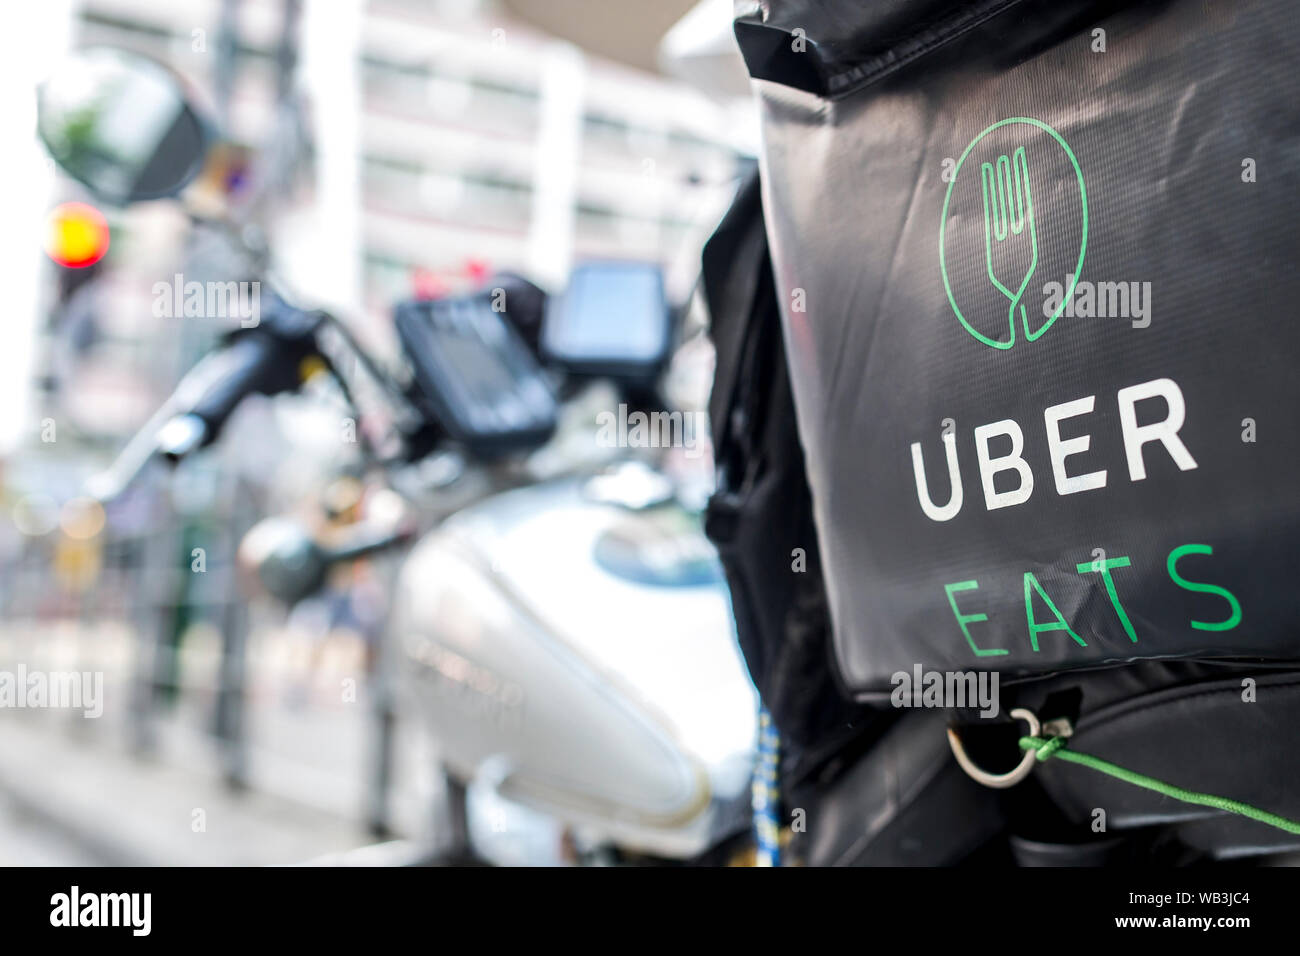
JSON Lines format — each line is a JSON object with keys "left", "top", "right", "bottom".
{"left": 64, "top": 0, "right": 743, "bottom": 367}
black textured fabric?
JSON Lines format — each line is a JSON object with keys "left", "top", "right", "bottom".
{"left": 703, "top": 169, "right": 875, "bottom": 761}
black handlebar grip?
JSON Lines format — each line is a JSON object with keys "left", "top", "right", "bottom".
{"left": 178, "top": 333, "right": 285, "bottom": 443}
{"left": 171, "top": 304, "right": 321, "bottom": 449}
{"left": 152, "top": 296, "right": 325, "bottom": 458}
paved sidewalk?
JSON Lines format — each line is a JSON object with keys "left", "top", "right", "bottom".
{"left": 0, "top": 717, "right": 390, "bottom": 866}
{"left": 0, "top": 619, "right": 437, "bottom": 866}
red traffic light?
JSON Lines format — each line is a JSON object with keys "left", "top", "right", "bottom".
{"left": 44, "top": 202, "right": 110, "bottom": 269}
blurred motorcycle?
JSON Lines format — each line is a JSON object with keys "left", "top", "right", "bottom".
{"left": 35, "top": 47, "right": 757, "bottom": 865}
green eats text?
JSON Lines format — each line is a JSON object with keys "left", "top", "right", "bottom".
{"left": 944, "top": 542, "right": 1242, "bottom": 658}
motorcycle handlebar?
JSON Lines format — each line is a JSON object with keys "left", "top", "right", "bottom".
{"left": 166, "top": 332, "right": 297, "bottom": 456}
{"left": 87, "top": 300, "right": 324, "bottom": 502}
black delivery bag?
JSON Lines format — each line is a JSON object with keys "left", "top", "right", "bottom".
{"left": 729, "top": 0, "right": 1300, "bottom": 699}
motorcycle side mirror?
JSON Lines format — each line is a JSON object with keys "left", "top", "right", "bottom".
{"left": 239, "top": 500, "right": 414, "bottom": 605}
{"left": 238, "top": 517, "right": 330, "bottom": 606}
{"left": 36, "top": 47, "right": 211, "bottom": 206}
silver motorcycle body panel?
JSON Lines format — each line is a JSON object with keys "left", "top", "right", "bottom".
{"left": 392, "top": 474, "right": 757, "bottom": 859}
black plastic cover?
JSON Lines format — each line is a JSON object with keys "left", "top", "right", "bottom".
{"left": 738, "top": 0, "right": 1300, "bottom": 695}
{"left": 541, "top": 261, "right": 671, "bottom": 383}
{"left": 395, "top": 294, "right": 557, "bottom": 457}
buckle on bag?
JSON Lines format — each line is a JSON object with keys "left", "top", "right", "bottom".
{"left": 947, "top": 707, "right": 1063, "bottom": 789}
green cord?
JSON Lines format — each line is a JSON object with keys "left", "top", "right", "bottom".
{"left": 1020, "top": 734, "right": 1300, "bottom": 836}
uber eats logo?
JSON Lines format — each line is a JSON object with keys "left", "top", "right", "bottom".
{"left": 940, "top": 117, "right": 1087, "bottom": 349}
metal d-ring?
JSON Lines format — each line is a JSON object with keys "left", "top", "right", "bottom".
{"left": 946, "top": 707, "right": 1040, "bottom": 789}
